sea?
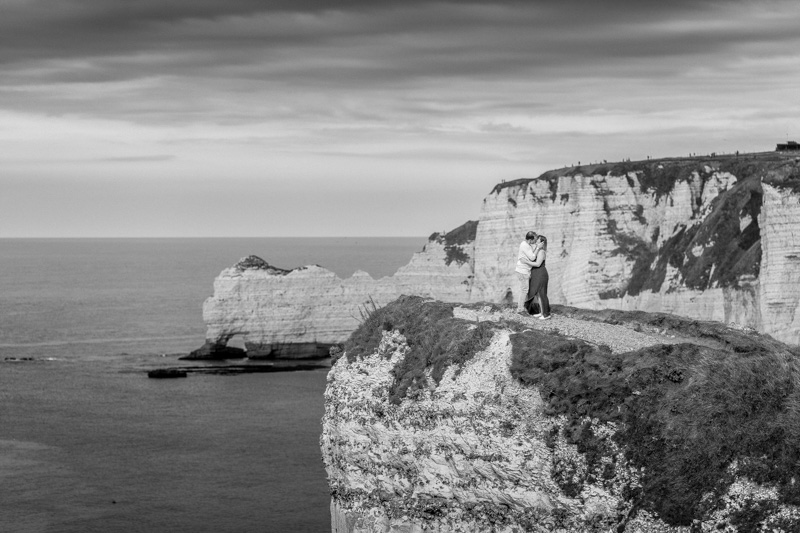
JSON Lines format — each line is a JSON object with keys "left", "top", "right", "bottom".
{"left": 0, "top": 237, "right": 426, "bottom": 533}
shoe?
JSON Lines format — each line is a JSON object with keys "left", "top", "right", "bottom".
{"left": 532, "top": 313, "right": 542, "bottom": 318}
{"left": 539, "top": 315, "right": 551, "bottom": 320}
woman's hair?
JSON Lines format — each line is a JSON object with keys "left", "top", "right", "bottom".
{"left": 537, "top": 235, "right": 548, "bottom": 250}
{"left": 525, "top": 231, "right": 538, "bottom": 241}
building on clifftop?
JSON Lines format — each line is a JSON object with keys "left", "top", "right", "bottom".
{"left": 776, "top": 140, "right": 800, "bottom": 151}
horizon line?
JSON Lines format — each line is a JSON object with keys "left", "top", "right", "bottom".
{"left": 0, "top": 235, "right": 431, "bottom": 239}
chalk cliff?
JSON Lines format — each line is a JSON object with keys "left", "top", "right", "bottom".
{"left": 321, "top": 296, "right": 800, "bottom": 532}
{"left": 195, "top": 151, "right": 800, "bottom": 357}
{"left": 476, "top": 154, "right": 799, "bottom": 346}
{"left": 192, "top": 227, "right": 475, "bottom": 358}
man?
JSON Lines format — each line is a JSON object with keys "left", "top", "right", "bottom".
{"left": 515, "top": 231, "right": 539, "bottom": 313}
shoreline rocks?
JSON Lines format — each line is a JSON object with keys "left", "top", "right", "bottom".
{"left": 146, "top": 361, "right": 329, "bottom": 377}
{"left": 181, "top": 342, "right": 246, "bottom": 360}
{"left": 147, "top": 368, "right": 187, "bottom": 378}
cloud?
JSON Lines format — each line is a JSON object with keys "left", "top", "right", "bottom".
{"left": 2, "top": 1, "right": 799, "bottom": 236}
{"left": 4, "top": 1, "right": 799, "bottom": 99}
{"left": 2, "top": 0, "right": 796, "bottom": 135}
{"left": 94, "top": 155, "right": 175, "bottom": 162}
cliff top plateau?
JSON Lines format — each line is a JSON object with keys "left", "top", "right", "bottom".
{"left": 494, "top": 149, "right": 800, "bottom": 196}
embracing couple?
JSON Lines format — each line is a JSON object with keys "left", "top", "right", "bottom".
{"left": 515, "top": 231, "right": 551, "bottom": 320}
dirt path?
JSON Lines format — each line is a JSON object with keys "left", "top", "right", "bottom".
{"left": 454, "top": 306, "right": 683, "bottom": 354}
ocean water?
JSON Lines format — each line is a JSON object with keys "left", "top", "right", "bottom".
{"left": 0, "top": 238, "right": 426, "bottom": 533}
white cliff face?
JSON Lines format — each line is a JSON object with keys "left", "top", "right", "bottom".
{"left": 201, "top": 236, "right": 474, "bottom": 356}
{"left": 203, "top": 265, "right": 395, "bottom": 354}
{"left": 599, "top": 284, "right": 761, "bottom": 332}
{"left": 469, "top": 161, "right": 798, "bottom": 345}
{"left": 471, "top": 170, "right": 736, "bottom": 307}
{"left": 393, "top": 240, "right": 473, "bottom": 302}
{"left": 472, "top": 174, "right": 632, "bottom": 308}
{"left": 759, "top": 183, "right": 800, "bottom": 345}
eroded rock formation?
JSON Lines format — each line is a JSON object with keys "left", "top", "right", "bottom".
{"left": 195, "top": 152, "right": 800, "bottom": 357}
{"left": 191, "top": 225, "right": 476, "bottom": 358}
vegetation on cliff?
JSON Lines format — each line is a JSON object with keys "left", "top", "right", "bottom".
{"left": 647, "top": 175, "right": 760, "bottom": 293}
{"left": 596, "top": 158, "right": 773, "bottom": 296}
{"left": 234, "top": 255, "right": 292, "bottom": 274}
{"left": 751, "top": 153, "right": 800, "bottom": 194}
{"left": 344, "top": 295, "right": 497, "bottom": 404}
{"left": 509, "top": 306, "right": 800, "bottom": 529}
{"left": 427, "top": 220, "right": 478, "bottom": 266}
{"left": 334, "top": 296, "right": 800, "bottom": 530}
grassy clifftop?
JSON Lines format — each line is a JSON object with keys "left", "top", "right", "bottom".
{"left": 492, "top": 151, "right": 800, "bottom": 197}
{"left": 427, "top": 220, "right": 479, "bottom": 266}
{"left": 340, "top": 296, "right": 800, "bottom": 530}
{"left": 510, "top": 305, "right": 800, "bottom": 529}
{"left": 343, "top": 295, "right": 496, "bottom": 404}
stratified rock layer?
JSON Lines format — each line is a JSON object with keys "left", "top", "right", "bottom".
{"left": 759, "top": 182, "right": 800, "bottom": 345}
{"left": 198, "top": 152, "right": 800, "bottom": 355}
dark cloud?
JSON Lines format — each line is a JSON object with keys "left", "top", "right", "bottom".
{"left": 0, "top": 1, "right": 781, "bottom": 67}
{"left": 1, "top": 0, "right": 798, "bottom": 125}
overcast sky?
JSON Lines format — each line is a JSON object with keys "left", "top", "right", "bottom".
{"left": 2, "top": 0, "right": 798, "bottom": 237}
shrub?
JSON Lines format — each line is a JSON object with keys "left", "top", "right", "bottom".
{"left": 343, "top": 296, "right": 499, "bottom": 404}
{"left": 509, "top": 325, "right": 800, "bottom": 526}
{"left": 429, "top": 220, "right": 478, "bottom": 266}
{"left": 234, "top": 255, "right": 291, "bottom": 273}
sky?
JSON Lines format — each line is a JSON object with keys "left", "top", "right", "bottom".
{"left": 1, "top": 0, "right": 799, "bottom": 237}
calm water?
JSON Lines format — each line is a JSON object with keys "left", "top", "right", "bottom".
{"left": 0, "top": 238, "right": 425, "bottom": 532}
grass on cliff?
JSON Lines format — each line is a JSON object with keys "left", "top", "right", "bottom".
{"left": 610, "top": 154, "right": 800, "bottom": 295}
{"left": 428, "top": 220, "right": 479, "bottom": 267}
{"left": 551, "top": 304, "right": 799, "bottom": 356}
{"left": 509, "top": 317, "right": 800, "bottom": 528}
{"left": 234, "top": 255, "right": 292, "bottom": 274}
{"left": 343, "top": 295, "right": 498, "bottom": 404}
{"left": 600, "top": 160, "right": 764, "bottom": 296}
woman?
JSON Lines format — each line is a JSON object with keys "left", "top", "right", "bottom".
{"left": 524, "top": 235, "right": 551, "bottom": 320}
{"left": 514, "top": 231, "right": 539, "bottom": 313}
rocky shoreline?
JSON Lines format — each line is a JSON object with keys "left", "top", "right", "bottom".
{"left": 146, "top": 359, "right": 330, "bottom": 377}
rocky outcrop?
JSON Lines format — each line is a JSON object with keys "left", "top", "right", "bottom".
{"left": 196, "top": 152, "right": 800, "bottom": 354}
{"left": 322, "top": 296, "right": 800, "bottom": 532}
{"left": 183, "top": 343, "right": 246, "bottom": 360}
{"left": 197, "top": 226, "right": 476, "bottom": 358}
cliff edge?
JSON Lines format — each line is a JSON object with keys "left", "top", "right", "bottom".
{"left": 321, "top": 296, "right": 800, "bottom": 532}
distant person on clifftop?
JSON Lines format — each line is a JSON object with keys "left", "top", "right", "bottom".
{"left": 525, "top": 235, "right": 550, "bottom": 320}
{"left": 514, "top": 231, "right": 540, "bottom": 314}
